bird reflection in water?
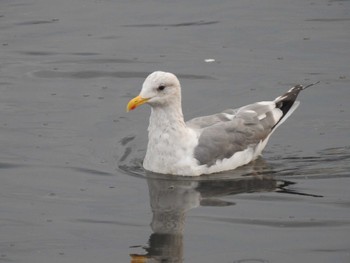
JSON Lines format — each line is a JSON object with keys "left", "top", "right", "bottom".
{"left": 129, "top": 158, "right": 313, "bottom": 263}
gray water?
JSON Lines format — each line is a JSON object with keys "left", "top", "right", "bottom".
{"left": 1, "top": 0, "right": 350, "bottom": 262}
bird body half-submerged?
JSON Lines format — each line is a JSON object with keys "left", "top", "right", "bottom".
{"left": 127, "top": 71, "right": 314, "bottom": 176}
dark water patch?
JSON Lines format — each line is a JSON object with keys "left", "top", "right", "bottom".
{"left": 120, "top": 135, "right": 136, "bottom": 146}
{"left": 276, "top": 188, "right": 323, "bottom": 198}
{"left": 122, "top": 20, "right": 219, "bottom": 28}
{"left": 0, "top": 218, "right": 38, "bottom": 227}
{"left": 32, "top": 70, "right": 215, "bottom": 80}
{"left": 121, "top": 163, "right": 304, "bottom": 199}
{"left": 0, "top": 162, "right": 26, "bottom": 169}
{"left": 196, "top": 176, "right": 279, "bottom": 196}
{"left": 7, "top": 2, "right": 32, "bottom": 7}
{"left": 0, "top": 82, "right": 12, "bottom": 86}
{"left": 70, "top": 52, "right": 99, "bottom": 56}
{"left": 118, "top": 163, "right": 145, "bottom": 178}
{"left": 270, "top": 146, "right": 350, "bottom": 178}
{"left": 119, "top": 147, "right": 132, "bottom": 162}
{"left": 331, "top": 200, "right": 350, "bottom": 208}
{"left": 19, "top": 51, "right": 100, "bottom": 56}
{"left": 233, "top": 259, "right": 269, "bottom": 263}
{"left": 45, "top": 58, "right": 155, "bottom": 65}
{"left": 32, "top": 70, "right": 148, "bottom": 79}
{"left": 276, "top": 180, "right": 323, "bottom": 198}
{"left": 306, "top": 18, "right": 350, "bottom": 22}
{"left": 193, "top": 215, "right": 350, "bottom": 228}
{"left": 0, "top": 256, "right": 12, "bottom": 262}
{"left": 67, "top": 167, "right": 114, "bottom": 176}
{"left": 62, "top": 58, "right": 139, "bottom": 64}
{"left": 310, "top": 248, "right": 350, "bottom": 253}
{"left": 20, "top": 51, "right": 60, "bottom": 56}
{"left": 72, "top": 218, "right": 145, "bottom": 227}
{"left": 16, "top": 19, "right": 59, "bottom": 26}
{"left": 177, "top": 73, "right": 215, "bottom": 80}
{"left": 200, "top": 198, "right": 235, "bottom": 207}
{"left": 306, "top": 72, "right": 325, "bottom": 75}
{"left": 99, "top": 35, "right": 121, "bottom": 39}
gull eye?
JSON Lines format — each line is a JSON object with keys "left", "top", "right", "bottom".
{"left": 157, "top": 85, "right": 166, "bottom": 91}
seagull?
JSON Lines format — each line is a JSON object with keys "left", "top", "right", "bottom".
{"left": 127, "top": 71, "right": 316, "bottom": 176}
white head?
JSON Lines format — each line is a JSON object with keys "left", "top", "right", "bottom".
{"left": 127, "top": 71, "right": 182, "bottom": 111}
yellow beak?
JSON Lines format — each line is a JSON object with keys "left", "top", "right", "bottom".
{"left": 126, "top": 95, "right": 149, "bottom": 112}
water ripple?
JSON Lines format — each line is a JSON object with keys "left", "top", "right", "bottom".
{"left": 31, "top": 70, "right": 216, "bottom": 80}
{"left": 192, "top": 215, "right": 350, "bottom": 228}
{"left": 122, "top": 20, "right": 219, "bottom": 27}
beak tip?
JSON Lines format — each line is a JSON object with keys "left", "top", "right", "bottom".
{"left": 126, "top": 95, "right": 148, "bottom": 112}
{"left": 126, "top": 104, "right": 136, "bottom": 112}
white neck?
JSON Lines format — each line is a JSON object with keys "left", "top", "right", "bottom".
{"left": 143, "top": 98, "right": 198, "bottom": 174}
{"left": 149, "top": 98, "right": 186, "bottom": 131}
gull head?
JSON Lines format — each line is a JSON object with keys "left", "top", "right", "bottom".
{"left": 127, "top": 71, "right": 181, "bottom": 111}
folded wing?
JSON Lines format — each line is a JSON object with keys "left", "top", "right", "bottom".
{"left": 188, "top": 84, "right": 308, "bottom": 166}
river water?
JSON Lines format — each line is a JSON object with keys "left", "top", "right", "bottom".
{"left": 1, "top": 0, "right": 349, "bottom": 262}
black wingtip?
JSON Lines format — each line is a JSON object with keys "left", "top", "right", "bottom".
{"left": 275, "top": 81, "right": 319, "bottom": 117}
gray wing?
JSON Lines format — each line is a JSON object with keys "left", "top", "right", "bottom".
{"left": 189, "top": 84, "right": 307, "bottom": 167}
{"left": 186, "top": 109, "right": 238, "bottom": 129}
{"left": 189, "top": 101, "right": 282, "bottom": 166}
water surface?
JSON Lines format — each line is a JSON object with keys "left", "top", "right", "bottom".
{"left": 0, "top": 0, "right": 349, "bottom": 262}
